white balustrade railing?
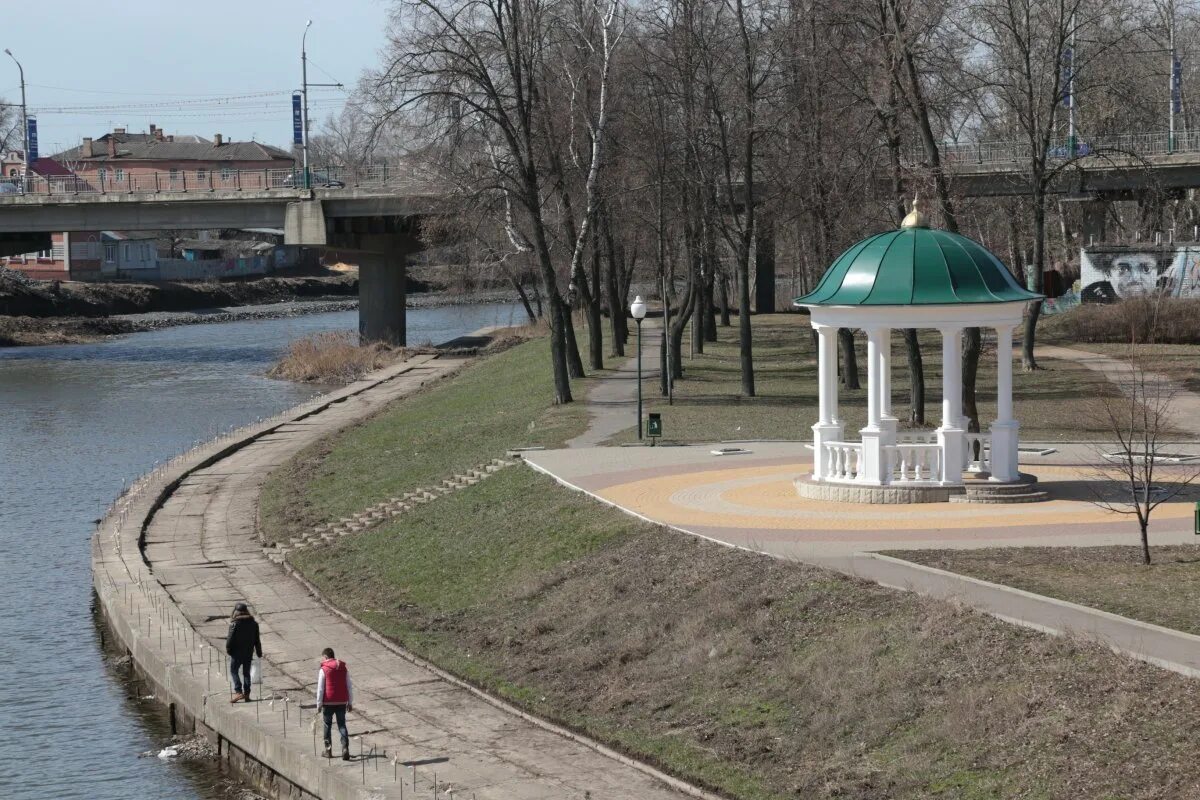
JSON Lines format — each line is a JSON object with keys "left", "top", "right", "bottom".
{"left": 822, "top": 441, "right": 863, "bottom": 483}
{"left": 886, "top": 443, "right": 942, "bottom": 483}
{"left": 963, "top": 433, "right": 992, "bottom": 473}
{"left": 897, "top": 430, "right": 938, "bottom": 445}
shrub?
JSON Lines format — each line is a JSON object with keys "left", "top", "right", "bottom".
{"left": 1040, "top": 297, "right": 1200, "bottom": 344}
{"left": 267, "top": 331, "right": 397, "bottom": 383}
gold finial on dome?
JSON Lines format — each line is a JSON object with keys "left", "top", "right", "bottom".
{"left": 900, "top": 194, "right": 928, "bottom": 229}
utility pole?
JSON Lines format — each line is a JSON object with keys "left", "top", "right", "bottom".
{"left": 4, "top": 49, "right": 27, "bottom": 176}
{"left": 299, "top": 20, "right": 343, "bottom": 190}
{"left": 301, "top": 20, "right": 312, "bottom": 189}
{"left": 1065, "top": 17, "right": 1076, "bottom": 156}
{"left": 1169, "top": 6, "right": 1180, "bottom": 153}
{"left": 661, "top": 270, "right": 673, "bottom": 403}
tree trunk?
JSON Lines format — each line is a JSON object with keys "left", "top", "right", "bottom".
{"left": 962, "top": 327, "right": 981, "bottom": 433}
{"left": 1140, "top": 518, "right": 1152, "bottom": 565}
{"left": 512, "top": 276, "right": 537, "bottom": 325}
{"left": 671, "top": 293, "right": 695, "bottom": 379}
{"left": 1023, "top": 189, "right": 1047, "bottom": 370}
{"left": 585, "top": 300, "right": 604, "bottom": 371}
{"left": 903, "top": 328, "right": 924, "bottom": 425}
{"left": 531, "top": 277, "right": 544, "bottom": 319}
{"left": 603, "top": 215, "right": 625, "bottom": 357}
{"left": 839, "top": 328, "right": 860, "bottom": 390}
{"left": 546, "top": 292, "right": 572, "bottom": 404}
{"left": 738, "top": 254, "right": 755, "bottom": 396}
{"left": 583, "top": 234, "right": 604, "bottom": 371}
{"left": 703, "top": 265, "right": 717, "bottom": 341}
{"left": 660, "top": 316, "right": 669, "bottom": 396}
{"left": 703, "top": 215, "right": 718, "bottom": 342}
{"left": 718, "top": 269, "right": 731, "bottom": 326}
{"left": 563, "top": 303, "right": 585, "bottom": 378}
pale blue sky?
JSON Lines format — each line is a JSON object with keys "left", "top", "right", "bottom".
{"left": 1, "top": 0, "right": 389, "bottom": 156}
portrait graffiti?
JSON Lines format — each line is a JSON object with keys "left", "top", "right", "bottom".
{"left": 1080, "top": 246, "right": 1200, "bottom": 302}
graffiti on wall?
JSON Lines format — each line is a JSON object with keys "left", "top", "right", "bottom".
{"left": 1081, "top": 246, "right": 1200, "bottom": 302}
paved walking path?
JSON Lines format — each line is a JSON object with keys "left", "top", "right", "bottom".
{"left": 1039, "top": 343, "right": 1200, "bottom": 421}
{"left": 567, "top": 322, "right": 661, "bottom": 448}
{"left": 96, "top": 353, "right": 694, "bottom": 800}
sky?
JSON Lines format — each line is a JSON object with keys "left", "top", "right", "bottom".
{"left": 0, "top": 0, "right": 389, "bottom": 157}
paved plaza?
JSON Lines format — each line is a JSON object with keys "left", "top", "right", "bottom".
{"left": 524, "top": 442, "right": 1200, "bottom": 677}
{"left": 526, "top": 443, "right": 1199, "bottom": 558}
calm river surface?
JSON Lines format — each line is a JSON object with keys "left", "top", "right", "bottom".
{"left": 0, "top": 303, "right": 525, "bottom": 800}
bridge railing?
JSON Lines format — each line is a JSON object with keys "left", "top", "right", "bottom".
{"left": 908, "top": 130, "right": 1200, "bottom": 168}
{"left": 0, "top": 163, "right": 437, "bottom": 197}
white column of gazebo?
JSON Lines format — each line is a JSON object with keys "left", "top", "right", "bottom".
{"left": 808, "top": 309, "right": 1022, "bottom": 487}
{"left": 797, "top": 200, "right": 1041, "bottom": 494}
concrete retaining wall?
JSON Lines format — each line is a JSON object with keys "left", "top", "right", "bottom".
{"left": 90, "top": 362, "right": 431, "bottom": 800}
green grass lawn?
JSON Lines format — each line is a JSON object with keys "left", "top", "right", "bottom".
{"left": 616, "top": 315, "right": 1123, "bottom": 443}
{"left": 259, "top": 335, "right": 598, "bottom": 544}
{"left": 886, "top": 545, "right": 1200, "bottom": 636}
{"left": 292, "top": 467, "right": 1200, "bottom": 800}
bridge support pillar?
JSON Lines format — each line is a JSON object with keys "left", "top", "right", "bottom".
{"left": 753, "top": 215, "right": 776, "bottom": 313}
{"left": 327, "top": 221, "right": 423, "bottom": 347}
{"left": 358, "top": 247, "right": 408, "bottom": 346}
{"left": 1082, "top": 200, "right": 1108, "bottom": 246}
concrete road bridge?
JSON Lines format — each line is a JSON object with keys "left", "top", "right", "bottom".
{"left": 905, "top": 131, "right": 1200, "bottom": 242}
{"left": 921, "top": 131, "right": 1200, "bottom": 197}
{"left": 0, "top": 162, "right": 785, "bottom": 335}
{"left": 0, "top": 165, "right": 444, "bottom": 344}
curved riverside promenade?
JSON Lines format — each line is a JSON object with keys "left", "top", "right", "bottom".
{"left": 92, "top": 352, "right": 695, "bottom": 800}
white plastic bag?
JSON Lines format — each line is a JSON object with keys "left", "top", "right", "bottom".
{"left": 250, "top": 656, "right": 262, "bottom": 686}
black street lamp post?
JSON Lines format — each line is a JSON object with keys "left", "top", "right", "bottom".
{"left": 630, "top": 296, "right": 647, "bottom": 440}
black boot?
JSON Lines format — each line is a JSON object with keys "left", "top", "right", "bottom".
{"left": 341, "top": 741, "right": 351, "bottom": 761}
{"left": 323, "top": 742, "right": 332, "bottom": 759}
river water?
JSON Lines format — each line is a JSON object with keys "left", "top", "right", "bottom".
{"left": 0, "top": 303, "right": 525, "bottom": 800}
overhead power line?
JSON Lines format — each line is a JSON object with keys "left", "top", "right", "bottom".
{"left": 27, "top": 83, "right": 294, "bottom": 97}
{"left": 29, "top": 91, "right": 292, "bottom": 113}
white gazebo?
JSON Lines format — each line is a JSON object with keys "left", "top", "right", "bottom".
{"left": 794, "top": 204, "right": 1043, "bottom": 501}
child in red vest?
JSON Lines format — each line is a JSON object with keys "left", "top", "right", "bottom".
{"left": 316, "top": 647, "right": 354, "bottom": 760}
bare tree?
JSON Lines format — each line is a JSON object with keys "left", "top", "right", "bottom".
{"left": 370, "top": 0, "right": 624, "bottom": 404}
{"left": 1086, "top": 303, "right": 1199, "bottom": 564}
{"left": 309, "top": 103, "right": 386, "bottom": 168}
{"left": 0, "top": 102, "right": 17, "bottom": 155}
{"left": 963, "top": 0, "right": 1136, "bottom": 370}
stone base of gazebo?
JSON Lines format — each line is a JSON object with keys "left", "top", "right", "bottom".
{"left": 794, "top": 475, "right": 964, "bottom": 504}
{"left": 795, "top": 471, "right": 1048, "bottom": 505}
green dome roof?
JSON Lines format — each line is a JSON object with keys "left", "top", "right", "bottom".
{"left": 795, "top": 227, "right": 1043, "bottom": 307}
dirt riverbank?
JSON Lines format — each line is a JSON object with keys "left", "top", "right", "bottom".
{"left": 0, "top": 269, "right": 522, "bottom": 346}
{"left": 0, "top": 271, "right": 364, "bottom": 318}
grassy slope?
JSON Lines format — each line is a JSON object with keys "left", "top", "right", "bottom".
{"left": 259, "top": 335, "right": 592, "bottom": 544}
{"left": 624, "top": 315, "right": 1122, "bottom": 443}
{"left": 294, "top": 468, "right": 1200, "bottom": 800}
{"left": 888, "top": 545, "right": 1200, "bottom": 636}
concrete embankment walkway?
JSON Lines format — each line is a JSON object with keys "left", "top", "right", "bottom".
{"left": 94, "top": 353, "right": 694, "bottom": 800}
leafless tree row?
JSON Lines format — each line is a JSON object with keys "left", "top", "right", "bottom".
{"left": 332, "top": 0, "right": 1198, "bottom": 407}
